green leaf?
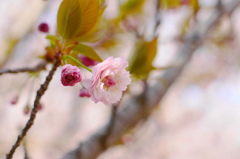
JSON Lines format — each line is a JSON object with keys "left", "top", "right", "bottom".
{"left": 128, "top": 38, "right": 158, "bottom": 78}
{"left": 57, "top": 0, "right": 82, "bottom": 39}
{"left": 57, "top": 0, "right": 102, "bottom": 41}
{"left": 46, "top": 35, "right": 59, "bottom": 47}
{"left": 121, "top": 0, "right": 145, "bottom": 11}
{"left": 71, "top": 7, "right": 107, "bottom": 42}
{"left": 190, "top": 0, "right": 200, "bottom": 14}
{"left": 76, "top": 0, "right": 100, "bottom": 37}
{"left": 119, "top": 0, "right": 145, "bottom": 19}
{"left": 72, "top": 43, "right": 102, "bottom": 62}
{"left": 46, "top": 35, "right": 59, "bottom": 41}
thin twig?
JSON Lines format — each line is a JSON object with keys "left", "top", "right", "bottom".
{"left": 6, "top": 60, "right": 60, "bottom": 159}
{"left": 0, "top": 62, "right": 47, "bottom": 76}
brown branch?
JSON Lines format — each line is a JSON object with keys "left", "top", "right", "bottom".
{"left": 6, "top": 60, "right": 60, "bottom": 159}
{"left": 0, "top": 62, "right": 48, "bottom": 76}
{"left": 100, "top": 105, "right": 118, "bottom": 149}
{"left": 63, "top": 1, "right": 240, "bottom": 159}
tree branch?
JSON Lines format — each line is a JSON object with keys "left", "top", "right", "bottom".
{"left": 100, "top": 105, "right": 118, "bottom": 149}
{"left": 6, "top": 60, "right": 60, "bottom": 159}
{"left": 0, "top": 62, "right": 47, "bottom": 76}
{"left": 62, "top": 1, "right": 240, "bottom": 159}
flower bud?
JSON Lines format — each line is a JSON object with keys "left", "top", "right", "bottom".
{"left": 79, "top": 88, "right": 91, "bottom": 97}
{"left": 23, "top": 106, "right": 30, "bottom": 115}
{"left": 61, "top": 64, "right": 82, "bottom": 86}
{"left": 38, "top": 22, "right": 49, "bottom": 33}
{"left": 10, "top": 96, "right": 18, "bottom": 105}
{"left": 38, "top": 103, "right": 43, "bottom": 111}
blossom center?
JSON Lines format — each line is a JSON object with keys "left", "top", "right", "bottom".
{"left": 103, "top": 76, "right": 116, "bottom": 87}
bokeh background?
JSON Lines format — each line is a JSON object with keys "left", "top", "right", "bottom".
{"left": 1, "top": 0, "right": 240, "bottom": 159}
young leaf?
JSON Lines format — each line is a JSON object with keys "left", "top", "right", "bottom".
{"left": 190, "top": 0, "right": 200, "bottom": 15}
{"left": 72, "top": 7, "right": 107, "bottom": 42}
{"left": 72, "top": 43, "right": 102, "bottom": 62}
{"left": 76, "top": 0, "right": 100, "bottom": 37}
{"left": 119, "top": 0, "right": 145, "bottom": 19}
{"left": 46, "top": 35, "right": 59, "bottom": 41}
{"left": 57, "top": 0, "right": 82, "bottom": 39}
{"left": 46, "top": 35, "right": 59, "bottom": 47}
{"left": 57, "top": 0, "right": 102, "bottom": 41}
{"left": 128, "top": 38, "right": 158, "bottom": 78}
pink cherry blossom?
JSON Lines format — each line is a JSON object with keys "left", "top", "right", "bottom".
{"left": 79, "top": 88, "right": 91, "bottom": 97}
{"left": 61, "top": 64, "right": 82, "bottom": 86}
{"left": 82, "top": 56, "right": 131, "bottom": 105}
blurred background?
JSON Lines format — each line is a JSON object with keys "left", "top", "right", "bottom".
{"left": 1, "top": 0, "right": 240, "bottom": 159}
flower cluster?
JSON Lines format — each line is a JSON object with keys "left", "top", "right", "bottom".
{"left": 61, "top": 57, "right": 131, "bottom": 105}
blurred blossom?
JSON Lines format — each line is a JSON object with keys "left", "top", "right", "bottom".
{"left": 79, "top": 55, "right": 98, "bottom": 67}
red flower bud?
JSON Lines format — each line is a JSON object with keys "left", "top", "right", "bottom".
{"left": 38, "top": 103, "right": 43, "bottom": 111}
{"left": 10, "top": 96, "right": 18, "bottom": 105}
{"left": 23, "top": 106, "right": 30, "bottom": 115}
{"left": 61, "top": 64, "right": 82, "bottom": 86}
{"left": 38, "top": 22, "right": 49, "bottom": 33}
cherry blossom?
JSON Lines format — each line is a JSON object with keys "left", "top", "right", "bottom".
{"left": 82, "top": 56, "right": 131, "bottom": 105}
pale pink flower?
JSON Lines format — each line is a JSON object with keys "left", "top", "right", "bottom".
{"left": 82, "top": 56, "right": 131, "bottom": 105}
{"left": 79, "top": 88, "right": 91, "bottom": 97}
{"left": 61, "top": 64, "right": 82, "bottom": 86}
